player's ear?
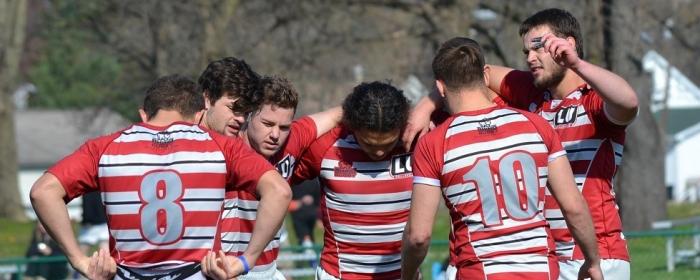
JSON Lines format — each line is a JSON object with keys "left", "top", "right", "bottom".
{"left": 435, "top": 80, "right": 447, "bottom": 98}
{"left": 202, "top": 91, "right": 212, "bottom": 109}
{"left": 483, "top": 64, "right": 491, "bottom": 86}
{"left": 194, "top": 109, "right": 205, "bottom": 125}
{"left": 138, "top": 108, "right": 148, "bottom": 122}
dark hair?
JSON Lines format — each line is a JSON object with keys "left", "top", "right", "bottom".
{"left": 143, "top": 75, "right": 203, "bottom": 120}
{"left": 197, "top": 57, "right": 260, "bottom": 114}
{"left": 432, "top": 37, "right": 486, "bottom": 92}
{"left": 341, "top": 81, "right": 409, "bottom": 133}
{"left": 253, "top": 76, "right": 299, "bottom": 112}
{"left": 519, "top": 8, "right": 584, "bottom": 59}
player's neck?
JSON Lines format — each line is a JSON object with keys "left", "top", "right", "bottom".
{"left": 146, "top": 110, "right": 194, "bottom": 127}
{"left": 548, "top": 70, "right": 586, "bottom": 99}
{"left": 448, "top": 89, "right": 495, "bottom": 113}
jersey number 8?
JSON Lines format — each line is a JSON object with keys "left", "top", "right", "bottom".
{"left": 140, "top": 171, "right": 184, "bottom": 244}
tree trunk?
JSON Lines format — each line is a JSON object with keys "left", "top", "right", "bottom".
{"left": 604, "top": 0, "right": 667, "bottom": 230}
{"left": 0, "top": 0, "right": 28, "bottom": 220}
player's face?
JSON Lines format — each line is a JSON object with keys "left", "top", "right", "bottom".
{"left": 353, "top": 129, "right": 401, "bottom": 161}
{"left": 522, "top": 25, "right": 566, "bottom": 89}
{"left": 245, "top": 104, "right": 294, "bottom": 159}
{"left": 204, "top": 94, "right": 246, "bottom": 137}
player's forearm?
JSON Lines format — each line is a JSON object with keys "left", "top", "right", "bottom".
{"left": 572, "top": 59, "right": 639, "bottom": 120}
{"left": 30, "top": 180, "right": 83, "bottom": 263}
{"left": 561, "top": 200, "right": 600, "bottom": 264}
{"left": 415, "top": 90, "right": 441, "bottom": 115}
{"left": 310, "top": 106, "right": 342, "bottom": 137}
{"left": 400, "top": 228, "right": 430, "bottom": 280}
{"left": 243, "top": 178, "right": 292, "bottom": 264}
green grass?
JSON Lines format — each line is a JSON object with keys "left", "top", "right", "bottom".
{"left": 0, "top": 218, "right": 34, "bottom": 258}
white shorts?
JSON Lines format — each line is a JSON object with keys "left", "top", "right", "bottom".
{"left": 558, "top": 259, "right": 630, "bottom": 280}
{"left": 77, "top": 223, "right": 109, "bottom": 246}
{"left": 445, "top": 264, "right": 457, "bottom": 280}
{"left": 316, "top": 267, "right": 340, "bottom": 280}
{"left": 239, "top": 263, "right": 286, "bottom": 280}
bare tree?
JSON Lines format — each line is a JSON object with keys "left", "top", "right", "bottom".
{"left": 0, "top": 0, "right": 28, "bottom": 220}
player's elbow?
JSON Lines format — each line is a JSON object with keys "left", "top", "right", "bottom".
{"left": 30, "top": 176, "right": 58, "bottom": 206}
{"left": 406, "top": 228, "right": 432, "bottom": 250}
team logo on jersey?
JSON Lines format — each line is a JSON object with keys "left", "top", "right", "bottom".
{"left": 152, "top": 132, "right": 174, "bottom": 148}
{"left": 390, "top": 153, "right": 413, "bottom": 177}
{"left": 477, "top": 118, "right": 497, "bottom": 134}
{"left": 553, "top": 106, "right": 579, "bottom": 126}
{"left": 334, "top": 161, "right": 357, "bottom": 178}
{"left": 275, "top": 155, "right": 295, "bottom": 179}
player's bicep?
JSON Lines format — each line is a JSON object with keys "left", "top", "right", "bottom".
{"left": 546, "top": 156, "right": 585, "bottom": 212}
{"left": 486, "top": 64, "right": 514, "bottom": 94}
{"left": 407, "top": 183, "right": 442, "bottom": 237}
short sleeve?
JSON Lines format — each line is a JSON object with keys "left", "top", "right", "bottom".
{"left": 581, "top": 90, "right": 629, "bottom": 131}
{"left": 290, "top": 127, "right": 339, "bottom": 185}
{"left": 281, "top": 116, "right": 318, "bottom": 162}
{"left": 218, "top": 135, "right": 276, "bottom": 193}
{"left": 500, "top": 70, "right": 540, "bottom": 110}
{"left": 411, "top": 132, "right": 443, "bottom": 187}
{"left": 47, "top": 135, "right": 116, "bottom": 202}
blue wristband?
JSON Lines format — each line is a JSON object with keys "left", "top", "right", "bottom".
{"left": 237, "top": 255, "right": 250, "bottom": 275}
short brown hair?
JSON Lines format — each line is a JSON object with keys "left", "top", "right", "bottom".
{"left": 432, "top": 37, "right": 485, "bottom": 92}
{"left": 250, "top": 76, "right": 299, "bottom": 113}
{"left": 143, "top": 75, "right": 203, "bottom": 120}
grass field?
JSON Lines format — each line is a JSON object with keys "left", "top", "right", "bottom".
{"left": 2, "top": 203, "right": 700, "bottom": 279}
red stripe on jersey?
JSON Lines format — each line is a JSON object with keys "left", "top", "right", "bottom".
{"left": 99, "top": 173, "right": 228, "bottom": 192}
{"left": 325, "top": 207, "right": 408, "bottom": 226}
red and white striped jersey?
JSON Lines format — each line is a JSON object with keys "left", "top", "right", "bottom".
{"left": 293, "top": 126, "right": 413, "bottom": 280}
{"left": 220, "top": 116, "right": 317, "bottom": 272}
{"left": 49, "top": 122, "right": 273, "bottom": 269}
{"left": 500, "top": 70, "right": 630, "bottom": 261}
{"left": 413, "top": 106, "right": 565, "bottom": 280}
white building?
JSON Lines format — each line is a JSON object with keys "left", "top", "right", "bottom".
{"left": 643, "top": 51, "right": 700, "bottom": 202}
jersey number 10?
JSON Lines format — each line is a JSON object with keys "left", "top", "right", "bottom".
{"left": 463, "top": 152, "right": 540, "bottom": 227}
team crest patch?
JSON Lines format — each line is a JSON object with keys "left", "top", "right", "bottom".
{"left": 334, "top": 161, "right": 357, "bottom": 178}
{"left": 477, "top": 118, "right": 497, "bottom": 134}
{"left": 152, "top": 132, "right": 174, "bottom": 148}
{"left": 275, "top": 155, "right": 295, "bottom": 179}
{"left": 390, "top": 153, "right": 412, "bottom": 177}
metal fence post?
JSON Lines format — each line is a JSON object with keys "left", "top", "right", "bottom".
{"left": 667, "top": 236, "right": 675, "bottom": 272}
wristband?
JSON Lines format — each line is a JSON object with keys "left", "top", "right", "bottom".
{"left": 237, "top": 255, "right": 250, "bottom": 275}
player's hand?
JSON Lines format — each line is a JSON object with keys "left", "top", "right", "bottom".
{"left": 402, "top": 109, "right": 431, "bottom": 151}
{"left": 87, "top": 248, "right": 117, "bottom": 280}
{"left": 201, "top": 251, "right": 244, "bottom": 280}
{"left": 540, "top": 33, "right": 581, "bottom": 69}
{"left": 578, "top": 260, "right": 604, "bottom": 280}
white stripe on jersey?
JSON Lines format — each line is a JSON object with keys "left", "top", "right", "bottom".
{"left": 413, "top": 176, "right": 440, "bottom": 187}
{"left": 612, "top": 141, "right": 624, "bottom": 165}
{"left": 99, "top": 163, "right": 226, "bottom": 177}
{"left": 104, "top": 189, "right": 224, "bottom": 215}
{"left": 332, "top": 136, "right": 360, "bottom": 149}
{"left": 471, "top": 226, "right": 549, "bottom": 256}
{"left": 443, "top": 182, "right": 477, "bottom": 206}
{"left": 443, "top": 133, "right": 547, "bottom": 174}
{"left": 112, "top": 227, "right": 218, "bottom": 251}
{"left": 545, "top": 209, "right": 567, "bottom": 230}
{"left": 99, "top": 152, "right": 225, "bottom": 165}
{"left": 116, "top": 125, "right": 211, "bottom": 143}
{"left": 548, "top": 150, "right": 567, "bottom": 162}
{"left": 482, "top": 253, "right": 551, "bottom": 275}
{"left": 463, "top": 209, "right": 545, "bottom": 232}
{"left": 220, "top": 232, "right": 280, "bottom": 253}
{"left": 222, "top": 198, "right": 259, "bottom": 221}
{"left": 330, "top": 221, "right": 405, "bottom": 244}
{"left": 446, "top": 111, "right": 528, "bottom": 138}
{"left": 555, "top": 240, "right": 576, "bottom": 258}
{"left": 337, "top": 253, "right": 401, "bottom": 274}
{"left": 323, "top": 188, "right": 411, "bottom": 213}
{"left": 319, "top": 159, "right": 396, "bottom": 181}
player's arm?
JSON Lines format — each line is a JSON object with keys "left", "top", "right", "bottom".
{"left": 30, "top": 174, "right": 115, "bottom": 280}
{"left": 547, "top": 156, "right": 603, "bottom": 280}
{"left": 307, "top": 106, "right": 342, "bottom": 137}
{"left": 401, "top": 88, "right": 441, "bottom": 151}
{"left": 242, "top": 170, "right": 292, "bottom": 267}
{"left": 541, "top": 33, "right": 638, "bottom": 124}
{"left": 485, "top": 64, "right": 514, "bottom": 94}
{"left": 401, "top": 183, "right": 442, "bottom": 280}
